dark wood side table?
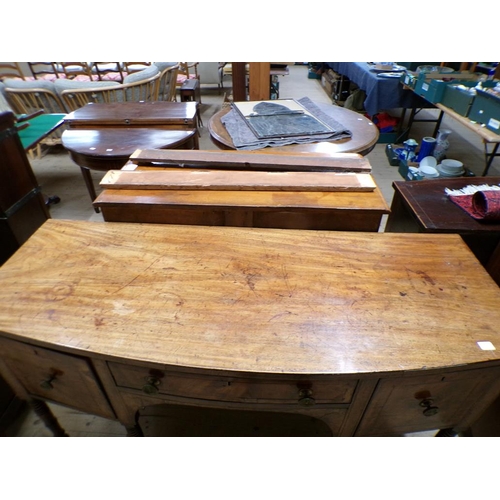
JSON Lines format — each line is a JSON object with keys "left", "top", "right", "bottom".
{"left": 180, "top": 79, "right": 202, "bottom": 127}
{"left": 62, "top": 102, "right": 200, "bottom": 211}
{"left": 62, "top": 128, "right": 197, "bottom": 211}
{"left": 64, "top": 101, "right": 198, "bottom": 126}
{"left": 385, "top": 177, "right": 500, "bottom": 286}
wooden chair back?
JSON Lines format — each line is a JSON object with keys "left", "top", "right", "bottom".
{"left": 60, "top": 71, "right": 161, "bottom": 111}
{"left": 122, "top": 70, "right": 161, "bottom": 101}
{"left": 0, "top": 63, "right": 25, "bottom": 81}
{"left": 176, "top": 62, "right": 199, "bottom": 87}
{"left": 57, "top": 62, "right": 94, "bottom": 80}
{"left": 123, "top": 62, "right": 151, "bottom": 74}
{"left": 27, "top": 63, "right": 61, "bottom": 81}
{"left": 92, "top": 62, "right": 125, "bottom": 82}
{"left": 59, "top": 85, "right": 124, "bottom": 111}
{"left": 156, "top": 64, "right": 179, "bottom": 101}
{"left": 4, "top": 87, "right": 68, "bottom": 114}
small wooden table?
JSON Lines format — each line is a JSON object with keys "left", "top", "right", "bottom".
{"left": 63, "top": 102, "right": 200, "bottom": 211}
{"left": 2, "top": 220, "right": 500, "bottom": 436}
{"left": 385, "top": 177, "right": 500, "bottom": 285}
{"left": 64, "top": 101, "right": 199, "bottom": 134}
{"left": 208, "top": 103, "right": 379, "bottom": 155}
{"left": 62, "top": 128, "right": 197, "bottom": 211}
{"left": 180, "top": 79, "right": 202, "bottom": 126}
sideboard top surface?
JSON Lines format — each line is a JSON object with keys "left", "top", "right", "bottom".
{"left": 1, "top": 219, "right": 500, "bottom": 376}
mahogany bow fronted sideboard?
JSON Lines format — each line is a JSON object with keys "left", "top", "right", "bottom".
{"left": 1, "top": 220, "right": 500, "bottom": 436}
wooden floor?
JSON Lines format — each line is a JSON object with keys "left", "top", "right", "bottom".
{"left": 2, "top": 64, "right": 499, "bottom": 437}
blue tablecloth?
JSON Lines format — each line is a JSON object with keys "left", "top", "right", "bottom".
{"left": 326, "top": 62, "right": 425, "bottom": 117}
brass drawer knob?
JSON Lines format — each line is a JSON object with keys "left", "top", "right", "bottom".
{"left": 142, "top": 376, "right": 161, "bottom": 395}
{"left": 298, "top": 388, "right": 315, "bottom": 406}
{"left": 419, "top": 398, "right": 439, "bottom": 417}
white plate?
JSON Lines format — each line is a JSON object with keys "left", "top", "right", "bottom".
{"left": 377, "top": 72, "right": 404, "bottom": 78}
{"left": 437, "top": 165, "right": 465, "bottom": 177}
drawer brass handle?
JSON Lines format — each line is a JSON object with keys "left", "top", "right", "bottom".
{"left": 142, "top": 376, "right": 161, "bottom": 395}
{"left": 419, "top": 398, "right": 439, "bottom": 417}
{"left": 40, "top": 376, "right": 56, "bottom": 390}
{"left": 298, "top": 388, "right": 315, "bottom": 407}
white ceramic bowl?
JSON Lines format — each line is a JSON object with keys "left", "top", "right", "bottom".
{"left": 420, "top": 165, "right": 439, "bottom": 177}
{"left": 437, "top": 164, "right": 465, "bottom": 177}
{"left": 420, "top": 156, "right": 437, "bottom": 168}
{"left": 441, "top": 159, "right": 464, "bottom": 171}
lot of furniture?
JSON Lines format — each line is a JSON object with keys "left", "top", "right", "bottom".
{"left": 1, "top": 219, "right": 500, "bottom": 436}
{"left": 62, "top": 101, "right": 199, "bottom": 209}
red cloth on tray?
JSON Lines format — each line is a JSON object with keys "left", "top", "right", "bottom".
{"left": 449, "top": 190, "right": 500, "bottom": 221}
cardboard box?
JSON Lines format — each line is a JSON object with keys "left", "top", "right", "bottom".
{"left": 400, "top": 72, "right": 417, "bottom": 89}
{"left": 398, "top": 160, "right": 424, "bottom": 181}
{"left": 414, "top": 78, "right": 447, "bottom": 103}
{"left": 321, "top": 74, "right": 333, "bottom": 97}
{"left": 468, "top": 88, "right": 500, "bottom": 134}
{"left": 321, "top": 69, "right": 339, "bottom": 98}
{"left": 441, "top": 81, "right": 497, "bottom": 117}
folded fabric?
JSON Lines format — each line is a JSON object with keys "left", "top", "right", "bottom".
{"left": 221, "top": 96, "right": 352, "bottom": 151}
{"left": 448, "top": 189, "right": 500, "bottom": 221}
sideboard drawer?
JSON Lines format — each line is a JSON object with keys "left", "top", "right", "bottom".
{"left": 108, "top": 362, "right": 357, "bottom": 405}
{"left": 0, "top": 337, "right": 115, "bottom": 419}
{"left": 356, "top": 366, "right": 500, "bottom": 436}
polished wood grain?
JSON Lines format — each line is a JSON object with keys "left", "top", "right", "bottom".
{"left": 208, "top": 103, "right": 379, "bottom": 155}
{"left": 99, "top": 169, "right": 377, "bottom": 192}
{"left": 64, "top": 101, "right": 198, "bottom": 129}
{"left": 129, "top": 149, "right": 372, "bottom": 172}
{"left": 2, "top": 219, "right": 500, "bottom": 435}
{"left": 94, "top": 189, "right": 389, "bottom": 231}
{"left": 62, "top": 129, "right": 198, "bottom": 172}
{"left": 2, "top": 219, "right": 500, "bottom": 375}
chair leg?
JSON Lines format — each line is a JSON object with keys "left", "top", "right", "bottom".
{"left": 79, "top": 166, "right": 100, "bottom": 213}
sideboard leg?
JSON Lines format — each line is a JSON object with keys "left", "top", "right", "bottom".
{"left": 29, "top": 399, "right": 68, "bottom": 437}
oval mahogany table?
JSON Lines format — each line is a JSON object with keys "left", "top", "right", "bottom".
{"left": 208, "top": 103, "right": 379, "bottom": 155}
{"left": 62, "top": 128, "right": 197, "bottom": 212}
